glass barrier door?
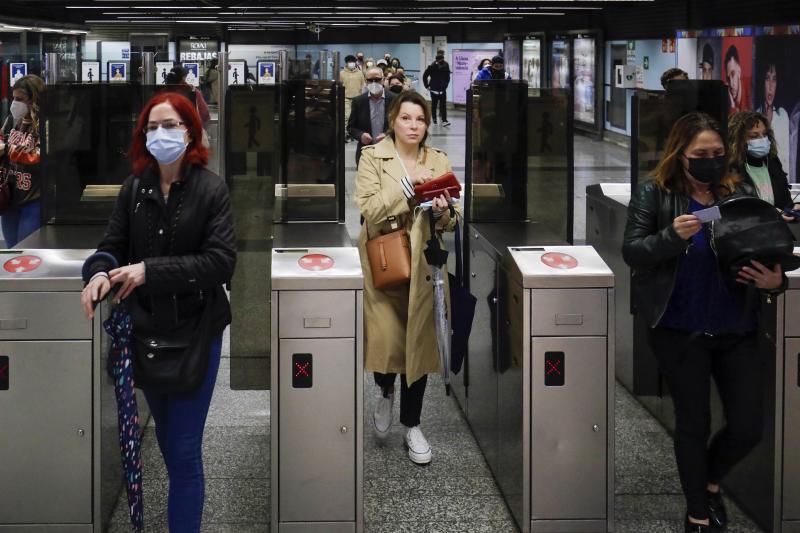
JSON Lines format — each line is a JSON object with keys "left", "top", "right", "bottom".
{"left": 631, "top": 80, "right": 727, "bottom": 189}
{"left": 226, "top": 85, "right": 281, "bottom": 390}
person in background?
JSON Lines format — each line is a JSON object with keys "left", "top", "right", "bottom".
{"left": 383, "top": 52, "right": 393, "bottom": 66}
{"left": 376, "top": 58, "right": 390, "bottom": 78}
{"left": 755, "top": 61, "right": 791, "bottom": 174}
{"left": 623, "top": 112, "right": 782, "bottom": 533}
{"left": 80, "top": 91, "right": 236, "bottom": 533}
{"left": 389, "top": 57, "right": 401, "bottom": 75}
{"left": 394, "top": 67, "right": 412, "bottom": 90}
{"left": 423, "top": 50, "right": 452, "bottom": 126}
{"left": 340, "top": 55, "right": 366, "bottom": 143}
{"left": 166, "top": 66, "right": 211, "bottom": 129}
{"left": 356, "top": 52, "right": 366, "bottom": 72}
{"left": 0, "top": 75, "right": 44, "bottom": 247}
{"left": 200, "top": 59, "right": 220, "bottom": 105}
{"left": 355, "top": 90, "right": 458, "bottom": 466}
{"left": 475, "top": 55, "right": 511, "bottom": 81}
{"left": 347, "top": 67, "right": 396, "bottom": 165}
{"left": 661, "top": 67, "right": 689, "bottom": 90}
{"left": 387, "top": 74, "right": 405, "bottom": 95}
{"left": 728, "top": 110, "right": 797, "bottom": 218}
{"left": 364, "top": 57, "right": 376, "bottom": 74}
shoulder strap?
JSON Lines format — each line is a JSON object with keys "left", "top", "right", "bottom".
{"left": 128, "top": 177, "right": 140, "bottom": 265}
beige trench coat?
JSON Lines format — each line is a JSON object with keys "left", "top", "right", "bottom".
{"left": 355, "top": 137, "right": 459, "bottom": 386}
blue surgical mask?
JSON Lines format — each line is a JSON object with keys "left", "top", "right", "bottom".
{"left": 146, "top": 127, "right": 187, "bottom": 164}
{"left": 746, "top": 136, "right": 771, "bottom": 159}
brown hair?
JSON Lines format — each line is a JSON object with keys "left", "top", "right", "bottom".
{"left": 652, "top": 111, "right": 739, "bottom": 197}
{"left": 728, "top": 110, "right": 778, "bottom": 167}
{"left": 12, "top": 74, "right": 45, "bottom": 135}
{"left": 387, "top": 90, "right": 432, "bottom": 147}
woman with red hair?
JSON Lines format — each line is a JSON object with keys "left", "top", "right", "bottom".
{"left": 80, "top": 92, "right": 236, "bottom": 532}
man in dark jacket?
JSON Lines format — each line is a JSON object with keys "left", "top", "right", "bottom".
{"left": 423, "top": 51, "right": 451, "bottom": 126}
{"left": 347, "top": 66, "right": 396, "bottom": 166}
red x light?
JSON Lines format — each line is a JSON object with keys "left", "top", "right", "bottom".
{"left": 292, "top": 353, "right": 312, "bottom": 388}
{"left": 544, "top": 352, "right": 565, "bottom": 387}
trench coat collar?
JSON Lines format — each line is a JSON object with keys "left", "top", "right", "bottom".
{"left": 373, "top": 137, "right": 437, "bottom": 184}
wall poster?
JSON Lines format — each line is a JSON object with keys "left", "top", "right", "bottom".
{"left": 550, "top": 40, "right": 570, "bottom": 90}
{"left": 522, "top": 39, "right": 542, "bottom": 88}
{"left": 452, "top": 49, "right": 500, "bottom": 105}
{"left": 503, "top": 39, "right": 521, "bottom": 80}
{"left": 573, "top": 37, "right": 596, "bottom": 125}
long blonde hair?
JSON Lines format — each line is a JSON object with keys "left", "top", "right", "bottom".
{"left": 652, "top": 112, "right": 739, "bottom": 197}
{"left": 728, "top": 110, "right": 778, "bottom": 167}
{"left": 12, "top": 74, "right": 44, "bottom": 135}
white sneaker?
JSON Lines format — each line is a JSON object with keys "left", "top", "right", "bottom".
{"left": 373, "top": 391, "right": 394, "bottom": 439}
{"left": 404, "top": 426, "right": 432, "bottom": 465}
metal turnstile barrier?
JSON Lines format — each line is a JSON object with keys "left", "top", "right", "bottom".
{"left": 271, "top": 246, "right": 364, "bottom": 533}
{"left": 504, "top": 245, "right": 614, "bottom": 533}
{"left": 0, "top": 249, "right": 128, "bottom": 532}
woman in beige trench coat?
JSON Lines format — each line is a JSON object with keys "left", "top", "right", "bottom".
{"left": 355, "top": 91, "right": 459, "bottom": 465}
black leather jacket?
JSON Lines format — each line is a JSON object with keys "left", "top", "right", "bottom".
{"left": 622, "top": 180, "right": 757, "bottom": 328}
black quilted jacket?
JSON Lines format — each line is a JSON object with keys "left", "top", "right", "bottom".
{"left": 85, "top": 164, "right": 237, "bottom": 334}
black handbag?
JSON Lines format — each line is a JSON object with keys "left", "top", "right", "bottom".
{"left": 710, "top": 195, "right": 800, "bottom": 280}
{"left": 130, "top": 291, "right": 214, "bottom": 393}
{"left": 449, "top": 219, "right": 477, "bottom": 375}
{"left": 125, "top": 176, "right": 214, "bottom": 393}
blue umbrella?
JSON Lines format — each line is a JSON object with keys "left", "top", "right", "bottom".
{"left": 103, "top": 301, "right": 143, "bottom": 532}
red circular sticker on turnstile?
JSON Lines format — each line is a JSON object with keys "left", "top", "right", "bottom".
{"left": 540, "top": 252, "right": 578, "bottom": 270}
{"left": 4, "top": 255, "right": 42, "bottom": 273}
{"left": 298, "top": 254, "right": 335, "bottom": 272}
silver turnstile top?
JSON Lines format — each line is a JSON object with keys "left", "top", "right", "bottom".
{"left": 508, "top": 245, "right": 614, "bottom": 288}
{"left": 788, "top": 247, "right": 800, "bottom": 289}
{"left": 0, "top": 248, "right": 92, "bottom": 291}
{"left": 272, "top": 247, "right": 363, "bottom": 290}
{"left": 598, "top": 183, "right": 632, "bottom": 206}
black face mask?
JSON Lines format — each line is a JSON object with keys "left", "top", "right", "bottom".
{"left": 389, "top": 85, "right": 403, "bottom": 94}
{"left": 686, "top": 155, "right": 727, "bottom": 184}
{"left": 491, "top": 68, "right": 506, "bottom": 80}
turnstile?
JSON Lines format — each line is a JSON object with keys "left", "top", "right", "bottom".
{"left": 271, "top": 246, "right": 363, "bottom": 533}
{"left": 505, "top": 245, "right": 615, "bottom": 533}
{"left": 0, "top": 249, "right": 122, "bottom": 532}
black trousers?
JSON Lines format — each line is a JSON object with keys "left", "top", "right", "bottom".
{"left": 430, "top": 91, "right": 447, "bottom": 122}
{"left": 648, "top": 327, "right": 764, "bottom": 519}
{"left": 373, "top": 372, "right": 428, "bottom": 428}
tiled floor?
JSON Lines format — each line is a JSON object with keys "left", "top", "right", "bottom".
{"left": 108, "top": 109, "right": 765, "bottom": 532}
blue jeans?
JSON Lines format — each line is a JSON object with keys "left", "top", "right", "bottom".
{"left": 142, "top": 335, "right": 222, "bottom": 533}
{"left": 1, "top": 200, "right": 41, "bottom": 248}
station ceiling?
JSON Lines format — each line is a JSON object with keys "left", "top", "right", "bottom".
{"left": 2, "top": 0, "right": 646, "bottom": 31}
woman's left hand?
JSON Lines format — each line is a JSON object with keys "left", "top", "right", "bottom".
{"left": 737, "top": 260, "right": 783, "bottom": 290}
{"left": 108, "top": 262, "right": 146, "bottom": 302}
{"left": 432, "top": 190, "right": 451, "bottom": 214}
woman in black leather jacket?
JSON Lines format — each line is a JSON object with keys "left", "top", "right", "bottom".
{"left": 79, "top": 92, "right": 236, "bottom": 532}
{"left": 622, "top": 112, "right": 782, "bottom": 533}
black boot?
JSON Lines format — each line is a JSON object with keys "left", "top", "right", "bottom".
{"left": 708, "top": 490, "right": 728, "bottom": 530}
{"left": 685, "top": 514, "right": 712, "bottom": 533}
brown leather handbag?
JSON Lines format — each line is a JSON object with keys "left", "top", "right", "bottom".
{"left": 366, "top": 228, "right": 411, "bottom": 290}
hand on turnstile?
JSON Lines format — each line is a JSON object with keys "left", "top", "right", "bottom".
{"left": 81, "top": 275, "right": 111, "bottom": 319}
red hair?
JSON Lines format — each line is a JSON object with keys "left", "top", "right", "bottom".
{"left": 128, "top": 91, "right": 209, "bottom": 176}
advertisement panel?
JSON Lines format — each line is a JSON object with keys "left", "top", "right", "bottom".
{"left": 258, "top": 61, "right": 276, "bottom": 85}
{"left": 551, "top": 40, "right": 570, "bottom": 89}
{"left": 754, "top": 34, "right": 800, "bottom": 181}
{"left": 573, "top": 37, "right": 596, "bottom": 125}
{"left": 522, "top": 39, "right": 542, "bottom": 88}
{"left": 182, "top": 63, "right": 200, "bottom": 87}
{"left": 721, "top": 36, "right": 753, "bottom": 115}
{"left": 503, "top": 39, "right": 521, "bottom": 80}
{"left": 156, "top": 62, "right": 173, "bottom": 85}
{"left": 696, "top": 37, "right": 722, "bottom": 80}
{"left": 452, "top": 49, "right": 499, "bottom": 105}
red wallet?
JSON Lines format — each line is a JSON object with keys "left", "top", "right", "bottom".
{"left": 413, "top": 172, "right": 462, "bottom": 202}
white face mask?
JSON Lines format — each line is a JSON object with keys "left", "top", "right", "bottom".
{"left": 747, "top": 136, "right": 771, "bottom": 159}
{"left": 146, "top": 127, "right": 188, "bottom": 165}
{"left": 347, "top": 62, "right": 356, "bottom": 70}
{"left": 10, "top": 100, "right": 28, "bottom": 122}
{"left": 367, "top": 82, "right": 383, "bottom": 96}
